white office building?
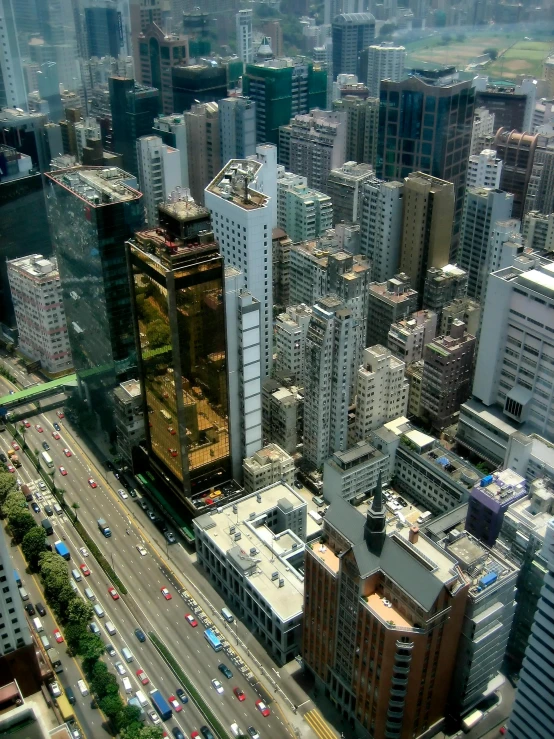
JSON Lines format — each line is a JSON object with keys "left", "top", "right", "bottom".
{"left": 243, "top": 443, "right": 295, "bottom": 493}
{"left": 470, "top": 107, "right": 496, "bottom": 156}
{"left": 7, "top": 255, "right": 72, "bottom": 373}
{"left": 219, "top": 96, "right": 256, "bottom": 164}
{"left": 225, "top": 266, "right": 263, "bottom": 479}
{"left": 153, "top": 113, "right": 189, "bottom": 189}
{"left": 366, "top": 42, "right": 406, "bottom": 98}
{"left": 0, "top": 0, "right": 27, "bottom": 109}
{"left": 0, "top": 525, "right": 32, "bottom": 655}
{"left": 466, "top": 148, "right": 503, "bottom": 189}
{"left": 353, "top": 345, "right": 408, "bottom": 442}
{"left": 136, "top": 135, "right": 182, "bottom": 225}
{"left": 326, "top": 161, "right": 374, "bottom": 224}
{"left": 236, "top": 9, "right": 253, "bottom": 64}
{"left": 205, "top": 154, "right": 274, "bottom": 379}
{"left": 508, "top": 518, "right": 554, "bottom": 739}
{"left": 322, "top": 440, "right": 389, "bottom": 503}
{"left": 274, "top": 304, "right": 312, "bottom": 385}
{"left": 359, "top": 176, "right": 404, "bottom": 282}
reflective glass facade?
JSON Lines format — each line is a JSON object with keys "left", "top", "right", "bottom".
{"left": 128, "top": 205, "right": 231, "bottom": 508}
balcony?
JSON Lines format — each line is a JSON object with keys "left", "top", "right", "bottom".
{"left": 391, "top": 676, "right": 408, "bottom": 687}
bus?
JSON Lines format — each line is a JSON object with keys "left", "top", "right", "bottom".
{"left": 56, "top": 694, "right": 74, "bottom": 722}
{"left": 41, "top": 451, "right": 54, "bottom": 468}
{"left": 204, "top": 628, "right": 222, "bottom": 652}
{"left": 13, "top": 570, "right": 21, "bottom": 588}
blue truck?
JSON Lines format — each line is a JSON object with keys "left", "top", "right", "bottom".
{"left": 54, "top": 540, "right": 70, "bottom": 560}
{"left": 149, "top": 689, "right": 172, "bottom": 721}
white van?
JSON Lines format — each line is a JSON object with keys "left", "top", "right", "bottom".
{"left": 105, "top": 621, "right": 116, "bottom": 636}
{"left": 77, "top": 680, "right": 89, "bottom": 696}
{"left": 71, "top": 568, "right": 82, "bottom": 582}
{"left": 122, "top": 677, "right": 132, "bottom": 694}
{"left": 32, "top": 617, "right": 43, "bottom": 633}
{"left": 18, "top": 587, "right": 29, "bottom": 601}
{"left": 53, "top": 503, "right": 63, "bottom": 516}
{"left": 93, "top": 603, "right": 105, "bottom": 618}
{"left": 121, "top": 647, "right": 134, "bottom": 663}
{"left": 84, "top": 587, "right": 95, "bottom": 601}
{"left": 40, "top": 634, "right": 51, "bottom": 650}
{"left": 221, "top": 607, "right": 234, "bottom": 623}
{"left": 135, "top": 690, "right": 148, "bottom": 707}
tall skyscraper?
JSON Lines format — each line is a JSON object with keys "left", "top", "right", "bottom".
{"left": 84, "top": 5, "right": 121, "bottom": 58}
{"left": 137, "top": 23, "right": 188, "bottom": 115}
{"left": 366, "top": 42, "right": 406, "bottom": 98}
{"left": 378, "top": 74, "right": 475, "bottom": 254}
{"left": 327, "top": 161, "right": 374, "bottom": 224}
{"left": 153, "top": 113, "right": 189, "bottom": 189}
{"left": 331, "top": 13, "right": 375, "bottom": 80}
{"left": 473, "top": 76, "right": 537, "bottom": 133}
{"left": 205, "top": 152, "right": 275, "bottom": 379}
{"left": 127, "top": 199, "right": 232, "bottom": 510}
{"left": 136, "top": 135, "right": 182, "bottom": 225}
{"left": 508, "top": 518, "right": 554, "bottom": 738}
{"left": 466, "top": 148, "right": 503, "bottom": 189}
{"left": 303, "top": 296, "right": 355, "bottom": 469}
{"left": 171, "top": 63, "right": 227, "bottom": 113}
{"left": 494, "top": 128, "right": 539, "bottom": 220}
{"left": 0, "top": 0, "right": 27, "bottom": 109}
{"left": 366, "top": 273, "right": 418, "bottom": 347}
{"left": 332, "top": 95, "right": 379, "bottom": 166}
{"left": 359, "top": 176, "right": 404, "bottom": 282}
{"left": 277, "top": 172, "right": 333, "bottom": 243}
{"left": 129, "top": 0, "right": 162, "bottom": 71}
{"left": 109, "top": 76, "right": 160, "bottom": 178}
{"left": 219, "top": 97, "right": 256, "bottom": 164}
{"left": 236, "top": 9, "right": 253, "bottom": 64}
{"left": 45, "top": 166, "right": 144, "bottom": 435}
{"left": 184, "top": 102, "right": 221, "bottom": 206}
{"left": 400, "top": 172, "right": 454, "bottom": 296}
{"left": 36, "top": 61, "right": 63, "bottom": 123}
{"left": 470, "top": 107, "right": 495, "bottom": 156}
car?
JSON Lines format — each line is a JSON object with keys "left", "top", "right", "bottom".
{"left": 191, "top": 732, "right": 200, "bottom": 739}
{"left": 57, "top": 411, "right": 65, "bottom": 419}
{"left": 7, "top": 465, "right": 15, "bottom": 473}
{"left": 136, "top": 546, "right": 148, "bottom": 556}
{"left": 147, "top": 510, "right": 157, "bottom": 522}
{"left": 59, "top": 466, "right": 67, "bottom": 476}
{"left": 211, "top": 679, "right": 224, "bottom": 694}
{"left": 106, "top": 644, "right": 116, "bottom": 657}
{"left": 11, "top": 441, "right": 19, "bottom": 451}
{"left": 53, "top": 422, "right": 61, "bottom": 431}
{"left": 294, "top": 481, "right": 303, "bottom": 489}
{"left": 80, "top": 563, "right": 90, "bottom": 576}
{"left": 38, "top": 480, "right": 47, "bottom": 491}
{"left": 87, "top": 478, "right": 97, "bottom": 488}
{"left": 172, "top": 729, "right": 185, "bottom": 739}
{"left": 24, "top": 603, "right": 36, "bottom": 616}
{"left": 200, "top": 728, "right": 215, "bottom": 739}
{"left": 23, "top": 420, "right": 31, "bottom": 428}
{"left": 218, "top": 663, "right": 233, "bottom": 679}
{"left": 89, "top": 623, "right": 100, "bottom": 635}
{"left": 136, "top": 669, "right": 150, "bottom": 685}
{"left": 49, "top": 681, "right": 61, "bottom": 698}
{"left": 168, "top": 426, "right": 176, "bottom": 435}
{"left": 247, "top": 728, "right": 260, "bottom": 739}
{"left": 53, "top": 629, "right": 64, "bottom": 643}
{"left": 52, "top": 431, "right": 60, "bottom": 440}
{"left": 44, "top": 504, "right": 53, "bottom": 516}
{"left": 108, "top": 587, "right": 119, "bottom": 600}
{"left": 63, "top": 448, "right": 72, "bottom": 457}
{"left": 79, "top": 547, "right": 89, "bottom": 557}
{"left": 148, "top": 710, "right": 160, "bottom": 725}
{"left": 233, "top": 688, "right": 246, "bottom": 702}
{"left": 168, "top": 448, "right": 178, "bottom": 457}
{"left": 161, "top": 587, "right": 172, "bottom": 600}
{"left": 115, "top": 661, "right": 126, "bottom": 676}
{"left": 175, "top": 688, "right": 188, "bottom": 703}
{"left": 0, "top": 453, "right": 6, "bottom": 463}
{"left": 499, "top": 728, "right": 507, "bottom": 736}
{"left": 35, "top": 425, "right": 43, "bottom": 432}
{"left": 31, "top": 502, "right": 40, "bottom": 513}
{"left": 129, "top": 489, "right": 138, "bottom": 499}
{"left": 164, "top": 531, "right": 176, "bottom": 544}
{"left": 135, "top": 628, "right": 146, "bottom": 642}
{"left": 118, "top": 488, "right": 128, "bottom": 500}
{"left": 185, "top": 613, "right": 198, "bottom": 627}
{"left": 36, "top": 602, "right": 46, "bottom": 616}
{"left": 138, "top": 499, "right": 148, "bottom": 511}
{"left": 114, "top": 471, "right": 121, "bottom": 480}
{"left": 255, "top": 700, "right": 270, "bottom": 717}
{"left": 169, "top": 695, "right": 182, "bottom": 712}
{"left": 42, "top": 441, "right": 50, "bottom": 451}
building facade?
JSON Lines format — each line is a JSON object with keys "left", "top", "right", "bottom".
{"left": 359, "top": 176, "right": 404, "bottom": 282}
{"left": 137, "top": 23, "right": 188, "bottom": 115}
{"left": 219, "top": 96, "right": 256, "bottom": 164}
{"left": 387, "top": 310, "right": 437, "bottom": 365}
{"left": 331, "top": 13, "right": 375, "bottom": 80}
{"left": 113, "top": 378, "right": 145, "bottom": 467}
{"left": 243, "top": 443, "right": 295, "bottom": 493}
{"left": 367, "top": 274, "right": 418, "bottom": 347}
{"left": 184, "top": 102, "right": 221, "bottom": 206}
{"left": 322, "top": 441, "right": 389, "bottom": 503}
{"left": 236, "top": 9, "right": 253, "bottom": 64}
{"left": 327, "top": 161, "right": 373, "bottom": 224}
{"left": 276, "top": 172, "right": 333, "bottom": 243}
{"left": 136, "top": 135, "right": 182, "bottom": 225}
{"left": 366, "top": 42, "right": 405, "bottom": 98}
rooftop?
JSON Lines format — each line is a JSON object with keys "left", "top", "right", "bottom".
{"left": 119, "top": 379, "right": 141, "bottom": 399}
{"left": 328, "top": 441, "right": 385, "bottom": 471}
{"left": 206, "top": 159, "right": 268, "bottom": 210}
{"left": 245, "top": 444, "right": 293, "bottom": 470}
{"left": 8, "top": 255, "right": 58, "bottom": 280}
{"left": 46, "top": 166, "right": 140, "bottom": 206}
{"left": 474, "top": 469, "right": 528, "bottom": 504}
{"left": 502, "top": 479, "right": 554, "bottom": 544}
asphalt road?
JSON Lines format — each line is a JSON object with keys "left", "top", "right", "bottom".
{"left": 5, "top": 405, "right": 290, "bottom": 739}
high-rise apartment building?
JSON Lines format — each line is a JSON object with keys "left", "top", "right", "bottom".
{"left": 113, "top": 378, "right": 145, "bottom": 468}
{"left": 136, "top": 135, "right": 182, "bottom": 225}
{"left": 494, "top": 128, "right": 538, "bottom": 220}
{"left": 184, "top": 102, "right": 221, "bottom": 206}
{"left": 45, "top": 166, "right": 144, "bottom": 433}
{"left": 205, "top": 153, "right": 274, "bottom": 379}
{"left": 242, "top": 59, "right": 328, "bottom": 145}
{"left": 528, "top": 136, "right": 554, "bottom": 217}
{"left": 359, "top": 176, "right": 404, "bottom": 282}
{"left": 274, "top": 305, "right": 312, "bottom": 385}
{"left": 236, "top": 9, "right": 253, "bottom": 64}
{"left": 473, "top": 260, "right": 554, "bottom": 442}
{"left": 127, "top": 199, "right": 232, "bottom": 510}
{"left": 508, "top": 518, "right": 554, "bottom": 739}
{"left": 261, "top": 20, "right": 283, "bottom": 58}
{"left": 421, "top": 320, "right": 476, "bottom": 431}
{"left": 400, "top": 172, "right": 454, "bottom": 295}
{"left": 366, "top": 42, "right": 405, "bottom": 98}
{"left": 243, "top": 444, "right": 295, "bottom": 494}
{"left": 0, "top": 0, "right": 27, "bottom": 109}
{"left": 387, "top": 310, "right": 437, "bottom": 365}
{"left": 327, "top": 161, "right": 373, "bottom": 224}
{"left": 276, "top": 172, "right": 333, "bottom": 243}
{"left": 459, "top": 186, "right": 514, "bottom": 300}
{"left": 7, "top": 254, "right": 72, "bottom": 373}
{"left": 473, "top": 76, "right": 537, "bottom": 133}
{"left": 109, "top": 76, "right": 160, "bottom": 178}
{"left": 219, "top": 97, "right": 256, "bottom": 164}
{"left": 137, "top": 23, "right": 188, "bottom": 115}
{"left": 331, "top": 13, "right": 375, "bottom": 79}
{"left": 278, "top": 109, "right": 346, "bottom": 193}
{"left": 422, "top": 264, "right": 468, "bottom": 322}
{"left": 353, "top": 345, "right": 409, "bottom": 441}
{"left": 470, "top": 106, "right": 495, "bottom": 156}
{"left": 378, "top": 75, "right": 475, "bottom": 254}
{"left": 332, "top": 95, "right": 379, "bottom": 165}
{"left": 466, "top": 148, "right": 503, "bottom": 189}
{"left": 523, "top": 211, "right": 554, "bottom": 254}
{"left": 367, "top": 273, "right": 418, "bottom": 347}
{"left": 153, "top": 113, "right": 189, "bottom": 189}
{"left": 303, "top": 296, "right": 355, "bottom": 469}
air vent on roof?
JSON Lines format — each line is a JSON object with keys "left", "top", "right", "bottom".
{"left": 229, "top": 526, "right": 235, "bottom": 534}
{"left": 249, "top": 547, "right": 257, "bottom": 556}
{"left": 234, "top": 532, "right": 242, "bottom": 541}
{"left": 278, "top": 579, "right": 284, "bottom": 587}
{"left": 249, "top": 512, "right": 255, "bottom": 520}
{"left": 271, "top": 572, "right": 279, "bottom": 580}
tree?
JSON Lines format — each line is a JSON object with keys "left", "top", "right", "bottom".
{"left": 121, "top": 725, "right": 164, "bottom": 739}
{"left": 39, "top": 551, "right": 68, "bottom": 581}
{"left": 100, "top": 694, "right": 125, "bottom": 724}
{"left": 118, "top": 704, "right": 141, "bottom": 728}
{"left": 33, "top": 448, "right": 40, "bottom": 469}
{"left": 145, "top": 319, "right": 170, "bottom": 349}
{"left": 2, "top": 490, "right": 26, "bottom": 518}
{"left": 71, "top": 501, "right": 80, "bottom": 521}
{"left": 19, "top": 425, "right": 27, "bottom": 449}
{"left": 64, "top": 622, "right": 85, "bottom": 653}
{"left": 379, "top": 22, "right": 396, "bottom": 39}
{"left": 484, "top": 47, "right": 498, "bottom": 60}
{"left": 22, "top": 526, "right": 47, "bottom": 570}
{"left": 55, "top": 584, "right": 78, "bottom": 620}
{"left": 91, "top": 661, "right": 118, "bottom": 699}
{"left": 67, "top": 598, "right": 94, "bottom": 626}
{"left": 79, "top": 632, "right": 105, "bottom": 666}
{"left": 0, "top": 472, "right": 16, "bottom": 503}
{"left": 9, "top": 510, "right": 37, "bottom": 543}
{"left": 48, "top": 469, "right": 56, "bottom": 492}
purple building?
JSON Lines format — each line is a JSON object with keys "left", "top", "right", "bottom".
{"left": 465, "top": 468, "right": 528, "bottom": 547}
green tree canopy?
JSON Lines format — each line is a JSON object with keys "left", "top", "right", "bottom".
{"left": 39, "top": 551, "right": 68, "bottom": 581}
{"left": 2, "top": 490, "right": 26, "bottom": 518}
{"left": 67, "top": 598, "right": 94, "bottom": 626}
{"left": 55, "top": 584, "right": 79, "bottom": 620}
{"left": 9, "top": 510, "right": 37, "bottom": 543}
{"left": 0, "top": 472, "right": 17, "bottom": 503}
{"left": 121, "top": 726, "right": 164, "bottom": 739}
{"left": 484, "top": 47, "right": 498, "bottom": 60}
{"left": 145, "top": 319, "right": 170, "bottom": 349}
{"left": 99, "top": 693, "right": 124, "bottom": 722}
{"left": 22, "top": 526, "right": 47, "bottom": 570}
{"left": 79, "top": 632, "right": 105, "bottom": 668}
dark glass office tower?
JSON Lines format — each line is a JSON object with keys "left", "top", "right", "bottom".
{"left": 85, "top": 6, "right": 121, "bottom": 58}
{"left": 109, "top": 76, "right": 160, "bottom": 178}
{"left": 377, "top": 73, "right": 475, "bottom": 256}
{"left": 127, "top": 199, "right": 231, "bottom": 512}
{"left": 44, "top": 167, "right": 144, "bottom": 435}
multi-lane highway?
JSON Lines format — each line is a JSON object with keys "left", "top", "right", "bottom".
{"left": 1, "top": 395, "right": 293, "bottom": 739}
